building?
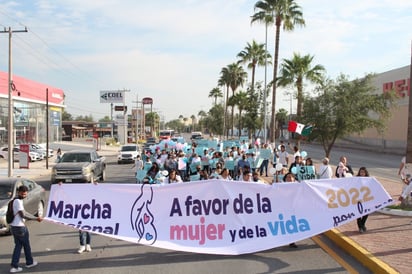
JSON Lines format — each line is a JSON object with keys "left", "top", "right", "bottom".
{"left": 0, "top": 72, "right": 65, "bottom": 146}
{"left": 347, "top": 65, "right": 410, "bottom": 150}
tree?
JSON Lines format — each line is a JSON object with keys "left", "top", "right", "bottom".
{"left": 98, "top": 116, "right": 112, "bottom": 122}
{"left": 251, "top": 0, "right": 305, "bottom": 142}
{"left": 190, "top": 114, "right": 196, "bottom": 131}
{"left": 145, "top": 112, "right": 160, "bottom": 136}
{"left": 275, "top": 108, "right": 288, "bottom": 138}
{"left": 226, "top": 63, "right": 248, "bottom": 138}
{"left": 208, "top": 87, "right": 223, "bottom": 105}
{"left": 230, "top": 91, "right": 250, "bottom": 137}
{"left": 237, "top": 40, "right": 272, "bottom": 93}
{"left": 203, "top": 104, "right": 224, "bottom": 136}
{"left": 302, "top": 74, "right": 397, "bottom": 157}
{"left": 277, "top": 52, "right": 325, "bottom": 118}
{"left": 62, "top": 110, "right": 73, "bottom": 121}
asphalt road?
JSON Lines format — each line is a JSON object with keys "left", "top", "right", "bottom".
{"left": 0, "top": 142, "right": 375, "bottom": 273}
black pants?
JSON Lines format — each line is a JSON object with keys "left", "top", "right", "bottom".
{"left": 357, "top": 215, "right": 368, "bottom": 229}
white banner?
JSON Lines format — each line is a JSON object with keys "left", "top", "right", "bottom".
{"left": 45, "top": 177, "right": 393, "bottom": 255}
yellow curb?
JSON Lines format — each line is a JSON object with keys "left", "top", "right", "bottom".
{"left": 324, "top": 229, "right": 399, "bottom": 274}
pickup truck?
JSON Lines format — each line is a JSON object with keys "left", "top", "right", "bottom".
{"left": 51, "top": 150, "right": 106, "bottom": 184}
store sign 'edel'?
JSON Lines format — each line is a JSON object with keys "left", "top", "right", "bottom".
{"left": 100, "top": 91, "right": 125, "bottom": 103}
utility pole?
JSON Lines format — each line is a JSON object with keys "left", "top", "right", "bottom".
{"left": 132, "top": 93, "right": 141, "bottom": 143}
{"left": 1, "top": 27, "right": 28, "bottom": 177}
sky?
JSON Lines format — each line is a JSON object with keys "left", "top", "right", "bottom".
{"left": 0, "top": 0, "right": 411, "bottom": 122}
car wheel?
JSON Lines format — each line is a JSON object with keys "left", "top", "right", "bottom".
{"left": 36, "top": 201, "right": 44, "bottom": 217}
{"left": 101, "top": 169, "right": 106, "bottom": 181}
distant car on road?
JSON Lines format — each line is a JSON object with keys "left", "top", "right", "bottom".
{"left": 117, "top": 144, "right": 140, "bottom": 164}
{"left": 191, "top": 131, "right": 203, "bottom": 140}
{"left": 0, "top": 177, "right": 46, "bottom": 235}
{"left": 51, "top": 150, "right": 106, "bottom": 184}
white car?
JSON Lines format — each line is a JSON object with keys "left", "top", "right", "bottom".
{"left": 0, "top": 147, "right": 40, "bottom": 162}
{"left": 117, "top": 144, "right": 140, "bottom": 164}
{"left": 0, "top": 147, "right": 19, "bottom": 161}
{"left": 31, "top": 144, "right": 54, "bottom": 158}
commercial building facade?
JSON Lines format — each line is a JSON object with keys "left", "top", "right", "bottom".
{"left": 0, "top": 71, "right": 65, "bottom": 147}
{"left": 348, "top": 65, "right": 410, "bottom": 150}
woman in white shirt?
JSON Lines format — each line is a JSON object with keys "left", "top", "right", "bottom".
{"left": 318, "top": 157, "right": 333, "bottom": 179}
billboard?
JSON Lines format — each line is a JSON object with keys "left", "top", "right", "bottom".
{"left": 100, "top": 91, "right": 125, "bottom": 103}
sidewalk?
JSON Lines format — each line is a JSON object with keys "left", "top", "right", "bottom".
{"left": 261, "top": 173, "right": 410, "bottom": 274}
{"left": 331, "top": 177, "right": 411, "bottom": 274}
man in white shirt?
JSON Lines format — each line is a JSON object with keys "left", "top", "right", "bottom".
{"left": 277, "top": 145, "right": 289, "bottom": 167}
{"left": 9, "top": 185, "right": 43, "bottom": 273}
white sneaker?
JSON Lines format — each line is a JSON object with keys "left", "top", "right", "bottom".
{"left": 10, "top": 267, "right": 23, "bottom": 273}
{"left": 26, "top": 261, "right": 38, "bottom": 268}
{"left": 77, "top": 245, "right": 86, "bottom": 253}
{"left": 86, "top": 244, "right": 92, "bottom": 252}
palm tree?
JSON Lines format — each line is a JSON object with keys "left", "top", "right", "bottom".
{"left": 231, "top": 91, "right": 250, "bottom": 137}
{"left": 208, "top": 87, "right": 223, "bottom": 105}
{"left": 251, "top": 0, "right": 305, "bottom": 142}
{"left": 237, "top": 40, "right": 272, "bottom": 93}
{"left": 277, "top": 52, "right": 325, "bottom": 117}
{"left": 190, "top": 114, "right": 196, "bottom": 131}
{"left": 218, "top": 68, "right": 232, "bottom": 138}
{"left": 219, "top": 63, "right": 247, "bottom": 138}
{"left": 275, "top": 108, "right": 288, "bottom": 138}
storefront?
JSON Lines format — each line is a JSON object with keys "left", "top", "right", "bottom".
{"left": 348, "top": 65, "right": 410, "bottom": 150}
{"left": 0, "top": 72, "right": 65, "bottom": 146}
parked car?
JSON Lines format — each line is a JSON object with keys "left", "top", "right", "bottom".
{"left": 118, "top": 144, "right": 140, "bottom": 164}
{"left": 0, "top": 147, "right": 41, "bottom": 162}
{"left": 30, "top": 144, "right": 54, "bottom": 158}
{"left": 51, "top": 150, "right": 106, "bottom": 184}
{"left": 0, "top": 177, "right": 46, "bottom": 235}
{"left": 30, "top": 146, "right": 44, "bottom": 160}
{"left": 0, "top": 147, "right": 19, "bottom": 161}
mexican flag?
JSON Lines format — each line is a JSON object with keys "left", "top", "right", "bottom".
{"left": 301, "top": 125, "right": 313, "bottom": 137}
{"left": 288, "top": 121, "right": 305, "bottom": 134}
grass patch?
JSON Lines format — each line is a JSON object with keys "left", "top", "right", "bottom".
{"left": 385, "top": 204, "right": 412, "bottom": 211}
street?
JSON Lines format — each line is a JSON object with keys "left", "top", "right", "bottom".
{"left": 0, "top": 142, "right": 377, "bottom": 273}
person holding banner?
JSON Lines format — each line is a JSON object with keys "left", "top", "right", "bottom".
{"left": 281, "top": 173, "right": 299, "bottom": 248}
{"left": 165, "top": 169, "right": 183, "bottom": 183}
{"left": 219, "top": 168, "right": 233, "bottom": 181}
{"left": 356, "top": 167, "right": 370, "bottom": 233}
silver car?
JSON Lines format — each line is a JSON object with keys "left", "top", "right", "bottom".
{"left": 0, "top": 177, "right": 46, "bottom": 235}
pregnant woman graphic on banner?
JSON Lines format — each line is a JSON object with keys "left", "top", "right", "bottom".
{"left": 130, "top": 184, "right": 157, "bottom": 245}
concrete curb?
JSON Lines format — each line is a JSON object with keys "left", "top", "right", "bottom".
{"left": 324, "top": 229, "right": 399, "bottom": 274}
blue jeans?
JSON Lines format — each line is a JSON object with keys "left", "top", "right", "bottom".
{"left": 11, "top": 226, "right": 34, "bottom": 268}
{"left": 79, "top": 231, "right": 91, "bottom": 245}
{"left": 260, "top": 159, "right": 269, "bottom": 176}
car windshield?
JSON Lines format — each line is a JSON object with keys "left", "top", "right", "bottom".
{"left": 0, "top": 184, "right": 13, "bottom": 200}
{"left": 60, "top": 153, "right": 91, "bottom": 162}
{"left": 121, "top": 146, "right": 137, "bottom": 152}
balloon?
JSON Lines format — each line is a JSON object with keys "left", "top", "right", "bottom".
{"left": 276, "top": 163, "right": 283, "bottom": 171}
{"left": 301, "top": 151, "right": 307, "bottom": 158}
{"left": 269, "top": 167, "right": 276, "bottom": 174}
{"left": 291, "top": 167, "right": 297, "bottom": 174}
